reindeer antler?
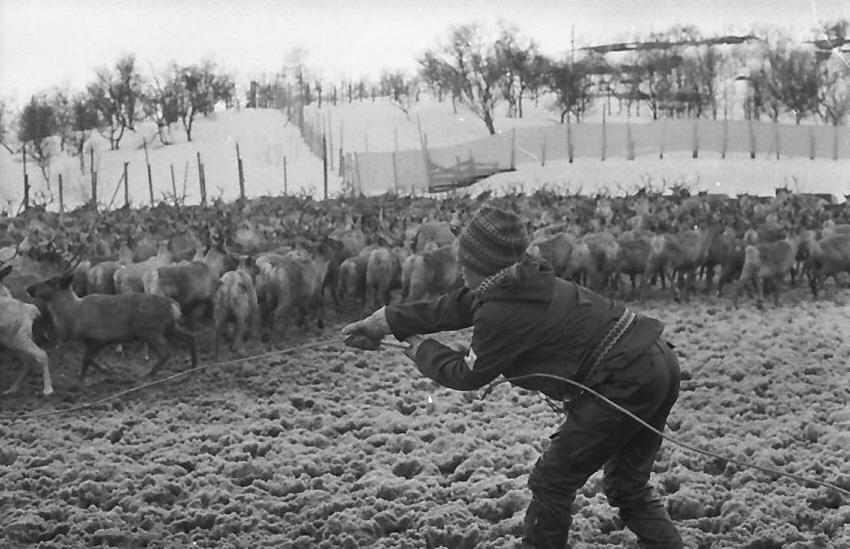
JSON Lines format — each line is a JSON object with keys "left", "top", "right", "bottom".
{"left": 60, "top": 243, "right": 88, "bottom": 277}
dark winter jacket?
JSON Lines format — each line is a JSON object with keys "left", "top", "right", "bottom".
{"left": 385, "top": 256, "right": 664, "bottom": 400}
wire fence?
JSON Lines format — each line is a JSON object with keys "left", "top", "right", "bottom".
{"left": 342, "top": 118, "right": 850, "bottom": 195}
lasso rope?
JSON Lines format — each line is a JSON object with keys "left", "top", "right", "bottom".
{"left": 0, "top": 338, "right": 345, "bottom": 421}
{"left": 3, "top": 337, "right": 848, "bottom": 499}
{"left": 483, "top": 372, "right": 850, "bottom": 498}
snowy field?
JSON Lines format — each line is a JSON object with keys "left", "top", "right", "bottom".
{"left": 1, "top": 99, "right": 850, "bottom": 548}
{"left": 1, "top": 99, "right": 848, "bottom": 213}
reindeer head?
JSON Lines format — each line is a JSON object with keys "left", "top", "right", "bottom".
{"left": 26, "top": 246, "right": 85, "bottom": 300}
{"left": 26, "top": 272, "right": 75, "bottom": 300}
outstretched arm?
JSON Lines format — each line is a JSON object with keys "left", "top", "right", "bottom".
{"left": 385, "top": 286, "right": 476, "bottom": 341}
{"left": 403, "top": 312, "right": 524, "bottom": 391}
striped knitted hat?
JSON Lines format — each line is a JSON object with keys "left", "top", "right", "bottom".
{"left": 457, "top": 207, "right": 529, "bottom": 276}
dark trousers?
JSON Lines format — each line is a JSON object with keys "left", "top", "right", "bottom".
{"left": 523, "top": 340, "right": 684, "bottom": 549}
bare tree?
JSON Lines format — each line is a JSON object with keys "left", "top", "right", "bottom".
{"left": 142, "top": 64, "right": 181, "bottom": 145}
{"left": 816, "top": 53, "right": 850, "bottom": 125}
{"left": 772, "top": 45, "right": 820, "bottom": 123}
{"left": 18, "top": 95, "right": 58, "bottom": 182}
{"left": 547, "top": 56, "right": 597, "bottom": 123}
{"left": 172, "top": 60, "right": 235, "bottom": 142}
{"left": 381, "top": 70, "right": 418, "bottom": 120}
{"left": 418, "top": 24, "right": 503, "bottom": 135}
{"left": 0, "top": 99, "right": 14, "bottom": 154}
{"left": 418, "top": 51, "right": 461, "bottom": 111}
{"left": 680, "top": 41, "right": 727, "bottom": 118}
{"left": 625, "top": 29, "right": 693, "bottom": 120}
{"left": 68, "top": 93, "right": 100, "bottom": 173}
{"left": 88, "top": 54, "right": 144, "bottom": 150}
{"left": 494, "top": 22, "right": 540, "bottom": 118}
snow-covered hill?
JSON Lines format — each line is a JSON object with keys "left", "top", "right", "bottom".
{"left": 1, "top": 98, "right": 848, "bottom": 214}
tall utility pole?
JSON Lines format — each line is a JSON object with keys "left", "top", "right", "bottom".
{"left": 571, "top": 25, "right": 575, "bottom": 65}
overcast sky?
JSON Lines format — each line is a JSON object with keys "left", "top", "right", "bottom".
{"left": 1, "top": 0, "right": 848, "bottom": 106}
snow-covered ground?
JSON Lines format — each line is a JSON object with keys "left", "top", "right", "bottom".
{"left": 2, "top": 97, "right": 850, "bottom": 549}
{"left": 2, "top": 98, "right": 848, "bottom": 214}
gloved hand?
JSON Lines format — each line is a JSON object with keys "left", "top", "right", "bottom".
{"left": 341, "top": 307, "right": 392, "bottom": 349}
{"left": 402, "top": 334, "right": 425, "bottom": 360}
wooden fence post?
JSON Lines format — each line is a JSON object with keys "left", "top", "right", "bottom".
{"left": 108, "top": 170, "right": 125, "bottom": 210}
{"left": 392, "top": 152, "right": 399, "bottom": 192}
{"left": 834, "top": 125, "right": 840, "bottom": 161}
{"left": 659, "top": 118, "right": 666, "bottom": 159}
{"left": 692, "top": 121, "right": 699, "bottom": 159}
{"left": 774, "top": 122, "right": 780, "bottom": 160}
{"left": 354, "top": 151, "right": 363, "bottom": 194}
{"left": 21, "top": 145, "right": 29, "bottom": 211}
{"left": 748, "top": 118, "right": 756, "bottom": 159}
{"left": 510, "top": 128, "right": 516, "bottom": 170}
{"left": 197, "top": 152, "right": 207, "bottom": 206}
{"left": 236, "top": 142, "right": 245, "bottom": 200}
{"left": 123, "top": 161, "right": 129, "bottom": 208}
{"left": 322, "top": 134, "right": 328, "bottom": 200}
{"left": 601, "top": 111, "right": 607, "bottom": 162}
{"left": 418, "top": 116, "right": 434, "bottom": 191}
{"left": 541, "top": 136, "right": 547, "bottom": 167}
{"left": 283, "top": 156, "right": 288, "bottom": 195}
{"left": 327, "top": 112, "right": 334, "bottom": 171}
{"left": 338, "top": 119, "right": 345, "bottom": 177}
{"left": 809, "top": 127, "right": 815, "bottom": 160}
{"left": 567, "top": 119, "right": 574, "bottom": 163}
{"left": 58, "top": 174, "right": 64, "bottom": 213}
{"left": 143, "top": 137, "right": 154, "bottom": 207}
{"left": 90, "top": 147, "right": 98, "bottom": 207}
{"left": 392, "top": 127, "right": 400, "bottom": 191}
{"left": 182, "top": 160, "right": 189, "bottom": 201}
{"left": 627, "top": 121, "right": 635, "bottom": 160}
{"left": 170, "top": 164, "right": 177, "bottom": 205}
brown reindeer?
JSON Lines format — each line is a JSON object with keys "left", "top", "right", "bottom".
{"left": 27, "top": 268, "right": 197, "bottom": 382}
{"left": 733, "top": 231, "right": 805, "bottom": 309}
{"left": 641, "top": 223, "right": 718, "bottom": 302}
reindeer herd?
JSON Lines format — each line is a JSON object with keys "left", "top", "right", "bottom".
{"left": 1, "top": 189, "right": 850, "bottom": 397}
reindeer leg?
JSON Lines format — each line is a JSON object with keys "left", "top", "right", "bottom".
{"left": 29, "top": 343, "right": 52, "bottom": 396}
{"left": 331, "top": 286, "right": 342, "bottom": 313}
{"left": 4, "top": 337, "right": 53, "bottom": 395}
{"left": 80, "top": 342, "right": 107, "bottom": 382}
{"left": 214, "top": 323, "right": 222, "bottom": 362}
{"left": 755, "top": 276, "right": 765, "bottom": 311}
{"left": 3, "top": 356, "right": 29, "bottom": 395}
{"left": 174, "top": 327, "right": 199, "bottom": 369}
{"left": 314, "top": 300, "right": 325, "bottom": 332}
{"left": 4, "top": 352, "right": 32, "bottom": 395}
{"left": 145, "top": 334, "right": 171, "bottom": 378}
{"left": 773, "top": 275, "right": 782, "bottom": 307}
{"left": 672, "top": 271, "right": 683, "bottom": 303}
{"left": 232, "top": 316, "right": 245, "bottom": 354}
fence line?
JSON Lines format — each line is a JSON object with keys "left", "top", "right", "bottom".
{"left": 9, "top": 116, "right": 848, "bottom": 214}
{"left": 344, "top": 119, "right": 850, "bottom": 195}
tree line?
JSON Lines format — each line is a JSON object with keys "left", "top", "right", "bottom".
{"left": 0, "top": 55, "right": 235, "bottom": 181}
{"left": 2, "top": 20, "right": 849, "bottom": 184}
{"left": 249, "top": 21, "right": 850, "bottom": 137}
{"left": 414, "top": 21, "right": 850, "bottom": 134}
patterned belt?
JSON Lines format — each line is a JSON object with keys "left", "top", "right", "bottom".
{"left": 572, "top": 309, "right": 638, "bottom": 388}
